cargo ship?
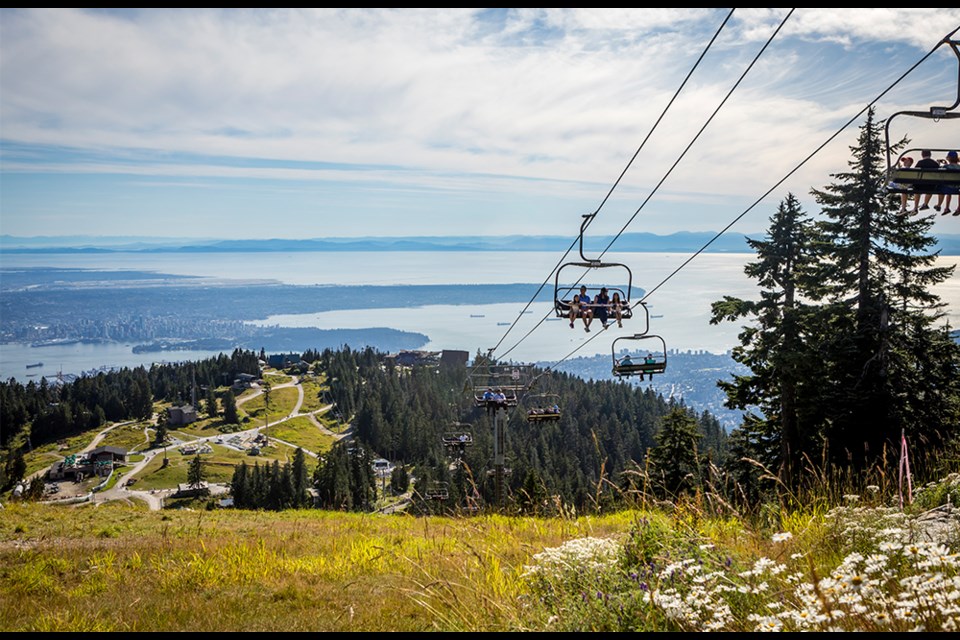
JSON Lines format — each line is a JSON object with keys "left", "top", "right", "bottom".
{"left": 26, "top": 362, "right": 44, "bottom": 369}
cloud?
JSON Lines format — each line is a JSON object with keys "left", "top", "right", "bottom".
{"left": 2, "top": 8, "right": 960, "bottom": 238}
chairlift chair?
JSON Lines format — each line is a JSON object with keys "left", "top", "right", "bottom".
{"left": 425, "top": 481, "right": 449, "bottom": 501}
{"left": 524, "top": 393, "right": 562, "bottom": 423}
{"left": 884, "top": 37, "right": 960, "bottom": 197}
{"left": 612, "top": 333, "right": 668, "bottom": 380}
{"left": 469, "top": 360, "right": 533, "bottom": 408}
{"left": 553, "top": 213, "right": 634, "bottom": 323}
{"left": 442, "top": 422, "right": 474, "bottom": 456}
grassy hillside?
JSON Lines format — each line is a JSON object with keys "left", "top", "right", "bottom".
{"left": 2, "top": 474, "right": 959, "bottom": 632}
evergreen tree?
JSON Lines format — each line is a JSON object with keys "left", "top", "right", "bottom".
{"left": 231, "top": 461, "right": 249, "bottom": 508}
{"left": 648, "top": 407, "right": 703, "bottom": 498}
{"left": 291, "top": 447, "right": 310, "bottom": 508}
{"left": 154, "top": 418, "right": 168, "bottom": 447}
{"left": 390, "top": 465, "right": 409, "bottom": 494}
{"left": 314, "top": 442, "right": 354, "bottom": 510}
{"left": 710, "top": 193, "right": 822, "bottom": 484}
{"left": 187, "top": 454, "right": 207, "bottom": 491}
{"left": 810, "top": 107, "right": 960, "bottom": 469}
{"left": 223, "top": 389, "right": 239, "bottom": 424}
{"left": 205, "top": 386, "right": 219, "bottom": 419}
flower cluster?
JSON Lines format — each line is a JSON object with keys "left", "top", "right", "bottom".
{"left": 523, "top": 497, "right": 959, "bottom": 631}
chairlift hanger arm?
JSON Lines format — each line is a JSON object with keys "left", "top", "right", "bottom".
{"left": 885, "top": 37, "right": 960, "bottom": 171}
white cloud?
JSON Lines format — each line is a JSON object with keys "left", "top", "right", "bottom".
{"left": 2, "top": 8, "right": 960, "bottom": 238}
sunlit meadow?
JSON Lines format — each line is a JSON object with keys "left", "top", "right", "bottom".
{"left": 0, "top": 471, "right": 956, "bottom": 631}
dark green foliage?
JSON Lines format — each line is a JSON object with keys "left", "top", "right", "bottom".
{"left": 710, "top": 193, "right": 823, "bottom": 483}
{"left": 187, "top": 454, "right": 207, "bottom": 491}
{"left": 313, "top": 440, "right": 377, "bottom": 511}
{"left": 648, "top": 406, "right": 704, "bottom": 497}
{"left": 205, "top": 385, "right": 219, "bottom": 418}
{"left": 230, "top": 451, "right": 313, "bottom": 511}
{"left": 390, "top": 465, "right": 409, "bottom": 494}
{"left": 222, "top": 389, "right": 239, "bottom": 425}
{"left": 714, "top": 108, "right": 960, "bottom": 499}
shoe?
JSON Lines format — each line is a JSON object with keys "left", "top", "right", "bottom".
{"left": 569, "top": 322, "right": 574, "bottom": 328}
{"left": 935, "top": 205, "right": 941, "bottom": 211}
{"left": 618, "top": 322, "right": 622, "bottom": 328}
{"left": 919, "top": 204, "right": 930, "bottom": 210}
{"left": 898, "top": 207, "right": 906, "bottom": 213}
{"left": 954, "top": 210, "right": 960, "bottom": 216}
{"left": 943, "top": 209, "right": 951, "bottom": 216}
{"left": 585, "top": 326, "right": 590, "bottom": 333}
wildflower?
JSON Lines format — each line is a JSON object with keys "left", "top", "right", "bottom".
{"left": 866, "top": 485, "right": 880, "bottom": 493}
{"left": 772, "top": 531, "right": 793, "bottom": 543}
{"left": 869, "top": 611, "right": 891, "bottom": 625}
{"left": 844, "top": 494, "right": 860, "bottom": 503}
{"left": 752, "top": 615, "right": 782, "bottom": 632}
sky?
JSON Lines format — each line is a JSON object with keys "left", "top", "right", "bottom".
{"left": 2, "top": 8, "right": 960, "bottom": 242}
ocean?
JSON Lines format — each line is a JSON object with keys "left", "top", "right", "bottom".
{"left": 2, "top": 250, "right": 958, "bottom": 381}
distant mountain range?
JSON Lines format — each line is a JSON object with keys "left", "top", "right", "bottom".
{"left": 5, "top": 232, "right": 960, "bottom": 255}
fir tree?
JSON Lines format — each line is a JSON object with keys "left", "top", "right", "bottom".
{"left": 222, "top": 389, "right": 239, "bottom": 425}
{"left": 810, "top": 107, "right": 960, "bottom": 469}
{"left": 648, "top": 406, "right": 703, "bottom": 498}
{"left": 187, "top": 454, "right": 207, "bottom": 491}
{"left": 205, "top": 386, "right": 219, "bottom": 419}
{"left": 291, "top": 447, "right": 311, "bottom": 508}
{"left": 710, "top": 193, "right": 822, "bottom": 484}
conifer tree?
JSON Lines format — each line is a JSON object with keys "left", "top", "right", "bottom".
{"left": 205, "top": 386, "right": 219, "bottom": 419}
{"left": 810, "top": 107, "right": 960, "bottom": 468}
{"left": 187, "top": 454, "right": 207, "bottom": 492}
{"left": 648, "top": 406, "right": 703, "bottom": 498}
{"left": 231, "top": 461, "right": 249, "bottom": 508}
{"left": 711, "top": 193, "right": 822, "bottom": 484}
{"left": 222, "top": 389, "right": 239, "bottom": 425}
{"left": 291, "top": 447, "right": 311, "bottom": 508}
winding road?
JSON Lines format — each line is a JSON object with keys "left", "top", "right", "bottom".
{"left": 41, "top": 372, "right": 352, "bottom": 511}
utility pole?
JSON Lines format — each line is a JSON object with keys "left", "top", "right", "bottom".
{"left": 493, "top": 405, "right": 506, "bottom": 507}
{"left": 262, "top": 381, "right": 272, "bottom": 444}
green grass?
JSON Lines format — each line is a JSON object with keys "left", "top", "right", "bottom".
{"left": 240, "top": 386, "right": 299, "bottom": 424}
{"left": 0, "top": 503, "right": 630, "bottom": 632}
{"left": 268, "top": 416, "right": 338, "bottom": 456}
{"left": 297, "top": 377, "right": 328, "bottom": 413}
{"left": 3, "top": 478, "right": 957, "bottom": 633}
{"left": 97, "top": 421, "right": 152, "bottom": 452}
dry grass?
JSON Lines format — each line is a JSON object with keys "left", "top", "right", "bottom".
{"left": 0, "top": 503, "right": 634, "bottom": 632}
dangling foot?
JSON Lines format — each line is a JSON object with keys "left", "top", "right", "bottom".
{"left": 569, "top": 321, "right": 574, "bottom": 328}
{"left": 944, "top": 209, "right": 952, "bottom": 216}
{"left": 919, "top": 204, "right": 930, "bottom": 211}
{"left": 954, "top": 210, "right": 960, "bottom": 216}
{"left": 584, "top": 326, "right": 590, "bottom": 333}
{"left": 935, "top": 205, "right": 942, "bottom": 212}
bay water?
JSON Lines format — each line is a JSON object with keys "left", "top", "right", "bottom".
{"left": 2, "top": 251, "right": 958, "bottom": 381}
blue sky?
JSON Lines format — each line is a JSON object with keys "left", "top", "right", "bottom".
{"left": 2, "top": 8, "right": 960, "bottom": 241}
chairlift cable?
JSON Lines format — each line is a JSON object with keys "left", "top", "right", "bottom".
{"left": 633, "top": 24, "right": 958, "bottom": 305}
{"left": 485, "top": 8, "right": 737, "bottom": 358}
{"left": 543, "top": 24, "right": 958, "bottom": 374}
{"left": 499, "top": 8, "right": 793, "bottom": 362}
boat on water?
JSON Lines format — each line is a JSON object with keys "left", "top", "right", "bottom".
{"left": 26, "top": 362, "right": 44, "bottom": 369}
{"left": 469, "top": 314, "right": 486, "bottom": 318}
{"left": 497, "top": 322, "right": 510, "bottom": 326}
